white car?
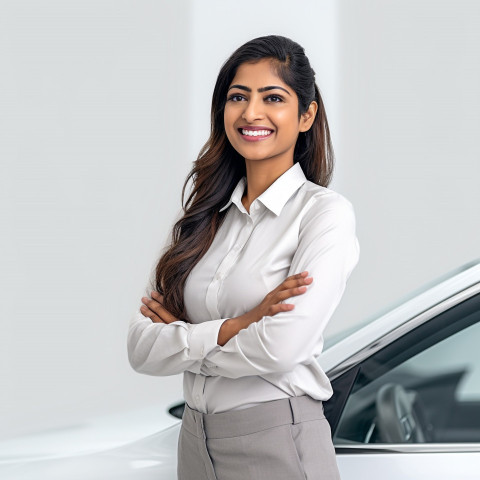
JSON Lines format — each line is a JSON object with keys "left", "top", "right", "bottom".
{"left": 1, "top": 259, "right": 479, "bottom": 479}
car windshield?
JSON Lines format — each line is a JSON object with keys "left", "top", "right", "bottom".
{"left": 323, "top": 258, "right": 480, "bottom": 350}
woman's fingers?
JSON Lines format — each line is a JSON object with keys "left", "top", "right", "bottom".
{"left": 140, "top": 304, "right": 166, "bottom": 323}
{"left": 151, "top": 292, "right": 180, "bottom": 323}
{"left": 267, "top": 272, "right": 313, "bottom": 310}
{"left": 278, "top": 271, "right": 308, "bottom": 288}
{"left": 270, "top": 271, "right": 310, "bottom": 295}
{"left": 140, "top": 292, "right": 179, "bottom": 324}
{"left": 269, "top": 303, "right": 296, "bottom": 315}
{"left": 263, "top": 271, "right": 312, "bottom": 307}
{"left": 283, "top": 272, "right": 312, "bottom": 289}
{"left": 276, "top": 276, "right": 313, "bottom": 297}
{"left": 290, "top": 271, "right": 309, "bottom": 281}
{"left": 274, "top": 285, "right": 309, "bottom": 303}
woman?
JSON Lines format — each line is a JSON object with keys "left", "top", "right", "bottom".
{"left": 127, "top": 35, "right": 360, "bottom": 480}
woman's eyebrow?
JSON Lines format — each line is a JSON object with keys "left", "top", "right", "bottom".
{"left": 228, "top": 84, "right": 291, "bottom": 96}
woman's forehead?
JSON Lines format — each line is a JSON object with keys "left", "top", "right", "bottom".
{"left": 230, "top": 59, "right": 287, "bottom": 87}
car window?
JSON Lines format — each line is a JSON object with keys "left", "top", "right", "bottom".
{"left": 399, "top": 322, "right": 480, "bottom": 402}
{"left": 333, "top": 293, "right": 480, "bottom": 445}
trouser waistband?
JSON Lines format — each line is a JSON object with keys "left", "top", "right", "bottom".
{"left": 183, "top": 395, "right": 325, "bottom": 439}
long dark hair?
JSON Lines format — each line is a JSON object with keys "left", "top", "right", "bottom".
{"left": 152, "top": 35, "right": 335, "bottom": 321}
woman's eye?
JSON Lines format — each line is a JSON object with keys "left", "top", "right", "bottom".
{"left": 227, "top": 94, "right": 283, "bottom": 103}
{"left": 266, "top": 95, "right": 283, "bottom": 103}
{"left": 228, "top": 94, "right": 245, "bottom": 102}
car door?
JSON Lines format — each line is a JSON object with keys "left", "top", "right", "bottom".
{"left": 325, "top": 288, "right": 480, "bottom": 480}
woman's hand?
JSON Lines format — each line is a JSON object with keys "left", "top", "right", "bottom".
{"left": 140, "top": 291, "right": 180, "bottom": 324}
{"left": 246, "top": 270, "right": 313, "bottom": 323}
{"left": 218, "top": 271, "right": 313, "bottom": 346}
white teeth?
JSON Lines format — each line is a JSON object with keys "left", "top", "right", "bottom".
{"left": 241, "top": 129, "right": 272, "bottom": 137}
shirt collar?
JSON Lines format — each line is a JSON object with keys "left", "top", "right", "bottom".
{"left": 218, "top": 162, "right": 307, "bottom": 217}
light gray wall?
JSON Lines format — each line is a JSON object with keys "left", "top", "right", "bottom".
{"left": 331, "top": 0, "right": 480, "bottom": 334}
{"left": 1, "top": 0, "right": 479, "bottom": 442}
{"left": 0, "top": 0, "right": 193, "bottom": 439}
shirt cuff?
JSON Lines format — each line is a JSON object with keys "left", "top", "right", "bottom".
{"left": 187, "top": 318, "right": 230, "bottom": 360}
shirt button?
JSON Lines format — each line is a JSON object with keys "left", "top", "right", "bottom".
{"left": 233, "top": 245, "right": 240, "bottom": 252}
{"left": 195, "top": 394, "right": 200, "bottom": 401}
{"left": 200, "top": 347, "right": 204, "bottom": 355}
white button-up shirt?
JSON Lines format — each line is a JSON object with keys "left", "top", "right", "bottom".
{"left": 127, "top": 161, "right": 360, "bottom": 413}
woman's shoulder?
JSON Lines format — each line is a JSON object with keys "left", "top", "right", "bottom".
{"left": 300, "top": 180, "right": 356, "bottom": 216}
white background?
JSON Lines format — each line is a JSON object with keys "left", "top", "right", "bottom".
{"left": 1, "top": 0, "right": 479, "bottom": 441}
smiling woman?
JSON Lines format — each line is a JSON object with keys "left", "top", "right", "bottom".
{"left": 224, "top": 60, "right": 317, "bottom": 168}
{"left": 128, "top": 35, "right": 358, "bottom": 480}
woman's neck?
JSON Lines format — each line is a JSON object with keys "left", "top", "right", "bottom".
{"left": 241, "top": 157, "right": 294, "bottom": 212}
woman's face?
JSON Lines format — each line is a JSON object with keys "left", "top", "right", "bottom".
{"left": 224, "top": 58, "right": 315, "bottom": 166}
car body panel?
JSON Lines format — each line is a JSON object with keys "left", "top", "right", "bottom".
{"left": 337, "top": 451, "right": 480, "bottom": 480}
{"left": 0, "top": 424, "right": 181, "bottom": 480}
{"left": 0, "top": 402, "right": 182, "bottom": 464}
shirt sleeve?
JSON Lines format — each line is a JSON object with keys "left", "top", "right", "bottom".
{"left": 199, "top": 193, "right": 360, "bottom": 379}
{"left": 127, "top": 310, "right": 229, "bottom": 376}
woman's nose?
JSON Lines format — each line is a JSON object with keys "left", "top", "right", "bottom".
{"left": 241, "top": 98, "right": 265, "bottom": 122}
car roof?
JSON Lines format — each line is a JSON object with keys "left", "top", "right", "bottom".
{"left": 319, "top": 258, "right": 480, "bottom": 374}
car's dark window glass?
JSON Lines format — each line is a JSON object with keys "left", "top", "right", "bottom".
{"left": 333, "top": 293, "right": 480, "bottom": 445}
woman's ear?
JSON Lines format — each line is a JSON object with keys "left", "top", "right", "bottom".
{"left": 299, "top": 101, "right": 318, "bottom": 133}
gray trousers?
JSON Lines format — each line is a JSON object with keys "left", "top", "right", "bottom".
{"left": 177, "top": 395, "right": 341, "bottom": 480}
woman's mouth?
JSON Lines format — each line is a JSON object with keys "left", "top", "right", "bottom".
{"left": 238, "top": 128, "right": 274, "bottom": 142}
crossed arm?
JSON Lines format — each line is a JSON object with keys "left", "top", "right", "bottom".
{"left": 127, "top": 195, "right": 359, "bottom": 378}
